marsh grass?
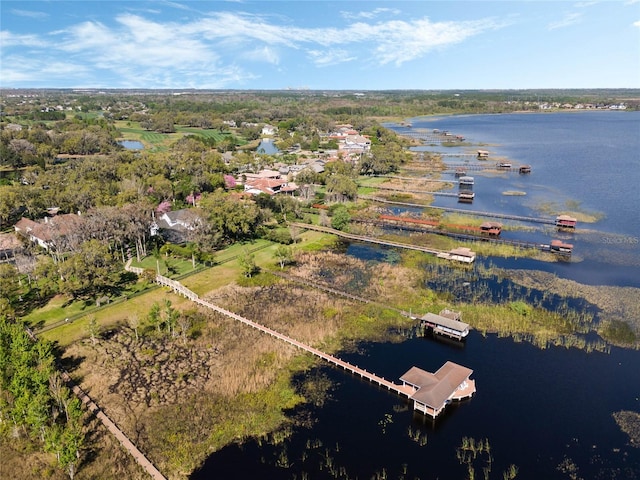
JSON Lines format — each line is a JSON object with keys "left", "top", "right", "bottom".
{"left": 40, "top": 236, "right": 638, "bottom": 479}
{"left": 613, "top": 411, "right": 640, "bottom": 448}
{"left": 535, "top": 200, "right": 604, "bottom": 223}
{"left": 62, "top": 250, "right": 419, "bottom": 479}
{"left": 502, "top": 269, "right": 640, "bottom": 348}
{"left": 420, "top": 261, "right": 615, "bottom": 351}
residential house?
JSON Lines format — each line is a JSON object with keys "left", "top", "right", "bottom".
{"left": 0, "top": 232, "right": 22, "bottom": 261}
{"left": 261, "top": 124, "right": 278, "bottom": 136}
{"left": 244, "top": 177, "right": 299, "bottom": 196}
{"left": 152, "top": 209, "right": 202, "bottom": 244}
{"left": 338, "top": 134, "right": 371, "bottom": 155}
{"left": 14, "top": 213, "right": 84, "bottom": 251}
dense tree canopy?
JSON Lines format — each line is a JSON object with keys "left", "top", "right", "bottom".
{"left": 0, "top": 318, "right": 84, "bottom": 478}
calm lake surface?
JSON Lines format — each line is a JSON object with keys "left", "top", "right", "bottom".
{"left": 192, "top": 112, "right": 640, "bottom": 480}
{"left": 118, "top": 139, "right": 144, "bottom": 150}
{"left": 257, "top": 138, "right": 280, "bottom": 155}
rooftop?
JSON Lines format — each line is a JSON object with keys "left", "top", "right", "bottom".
{"left": 400, "top": 361, "right": 473, "bottom": 410}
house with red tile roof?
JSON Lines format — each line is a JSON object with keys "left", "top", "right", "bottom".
{"left": 244, "top": 177, "right": 299, "bottom": 196}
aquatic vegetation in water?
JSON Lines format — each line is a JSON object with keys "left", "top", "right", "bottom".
{"left": 407, "top": 426, "right": 428, "bottom": 446}
{"left": 456, "top": 437, "right": 518, "bottom": 480}
{"left": 534, "top": 200, "right": 604, "bottom": 223}
{"left": 613, "top": 411, "right": 640, "bottom": 448}
{"left": 503, "top": 269, "right": 640, "bottom": 348}
{"left": 421, "top": 262, "right": 613, "bottom": 352}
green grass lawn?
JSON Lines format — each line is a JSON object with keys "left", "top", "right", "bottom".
{"left": 22, "top": 295, "right": 92, "bottom": 329}
{"left": 357, "top": 176, "right": 387, "bottom": 187}
{"left": 131, "top": 255, "right": 202, "bottom": 277}
{"left": 40, "top": 289, "right": 191, "bottom": 347}
{"left": 115, "top": 121, "right": 247, "bottom": 151}
{"left": 31, "top": 234, "right": 333, "bottom": 346}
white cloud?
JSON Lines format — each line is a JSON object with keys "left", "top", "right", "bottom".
{"left": 344, "top": 18, "right": 502, "bottom": 66}
{"left": 0, "top": 9, "right": 504, "bottom": 87}
{"left": 55, "top": 11, "right": 500, "bottom": 69}
{"left": 157, "top": 1, "right": 194, "bottom": 12}
{"left": 0, "top": 31, "right": 48, "bottom": 48}
{"left": 10, "top": 9, "right": 49, "bottom": 19}
{"left": 307, "top": 49, "right": 356, "bottom": 67}
{"left": 634, "top": 20, "right": 640, "bottom": 27}
{"left": 1, "top": 55, "right": 92, "bottom": 86}
{"left": 340, "top": 7, "right": 401, "bottom": 20}
{"left": 548, "top": 12, "right": 583, "bottom": 30}
{"left": 192, "top": 12, "right": 300, "bottom": 47}
{"left": 58, "top": 15, "right": 218, "bottom": 68}
{"left": 242, "top": 46, "right": 281, "bottom": 65}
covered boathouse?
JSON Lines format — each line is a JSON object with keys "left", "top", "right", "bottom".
{"left": 555, "top": 215, "right": 577, "bottom": 229}
{"left": 480, "top": 221, "right": 502, "bottom": 236}
{"left": 420, "top": 311, "right": 470, "bottom": 340}
{"left": 550, "top": 239, "right": 573, "bottom": 255}
{"left": 400, "top": 362, "right": 475, "bottom": 418}
{"left": 443, "top": 246, "right": 476, "bottom": 263}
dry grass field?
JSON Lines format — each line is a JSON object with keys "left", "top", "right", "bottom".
{"left": 58, "top": 250, "right": 423, "bottom": 478}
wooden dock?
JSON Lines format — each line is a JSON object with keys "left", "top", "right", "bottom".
{"left": 288, "top": 222, "right": 447, "bottom": 257}
{"left": 124, "top": 264, "right": 476, "bottom": 418}
{"left": 151, "top": 271, "right": 415, "bottom": 397}
{"left": 368, "top": 184, "right": 459, "bottom": 198}
{"left": 370, "top": 174, "right": 461, "bottom": 185}
{"left": 359, "top": 195, "right": 557, "bottom": 225}
{"left": 25, "top": 323, "right": 168, "bottom": 480}
{"left": 356, "top": 217, "right": 552, "bottom": 252}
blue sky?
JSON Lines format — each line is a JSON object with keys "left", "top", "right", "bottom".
{"left": 1, "top": 1, "right": 639, "bottom": 90}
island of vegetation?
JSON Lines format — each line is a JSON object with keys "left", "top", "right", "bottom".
{"left": 1, "top": 88, "right": 639, "bottom": 479}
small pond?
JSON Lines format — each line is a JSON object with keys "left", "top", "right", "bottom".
{"left": 256, "top": 138, "right": 280, "bottom": 155}
{"left": 118, "top": 140, "right": 145, "bottom": 150}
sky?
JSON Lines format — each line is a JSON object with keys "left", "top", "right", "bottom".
{"left": 1, "top": 0, "right": 639, "bottom": 90}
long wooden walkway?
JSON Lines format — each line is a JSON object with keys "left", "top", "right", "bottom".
{"left": 287, "top": 222, "right": 448, "bottom": 256}
{"left": 61, "top": 372, "right": 167, "bottom": 480}
{"left": 144, "top": 268, "right": 414, "bottom": 399}
{"left": 125, "top": 266, "right": 475, "bottom": 420}
{"left": 360, "top": 195, "right": 557, "bottom": 225}
{"left": 444, "top": 164, "right": 495, "bottom": 171}
{"left": 370, "top": 185, "right": 458, "bottom": 197}
{"left": 355, "top": 218, "right": 551, "bottom": 252}
{"left": 25, "top": 325, "right": 167, "bottom": 480}
{"left": 370, "top": 174, "right": 454, "bottom": 184}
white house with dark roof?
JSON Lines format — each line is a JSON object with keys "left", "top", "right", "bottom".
{"left": 261, "top": 124, "right": 278, "bottom": 136}
{"left": 151, "top": 209, "right": 202, "bottom": 243}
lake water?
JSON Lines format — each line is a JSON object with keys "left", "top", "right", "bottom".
{"left": 403, "top": 111, "right": 640, "bottom": 288}
{"left": 118, "top": 140, "right": 144, "bottom": 150}
{"left": 192, "top": 112, "right": 640, "bottom": 480}
{"left": 257, "top": 138, "right": 280, "bottom": 155}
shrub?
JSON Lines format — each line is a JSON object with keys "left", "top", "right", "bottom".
{"left": 599, "top": 319, "right": 637, "bottom": 345}
{"left": 330, "top": 205, "right": 351, "bottom": 231}
{"left": 509, "top": 301, "right": 532, "bottom": 316}
{"left": 262, "top": 228, "right": 293, "bottom": 244}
